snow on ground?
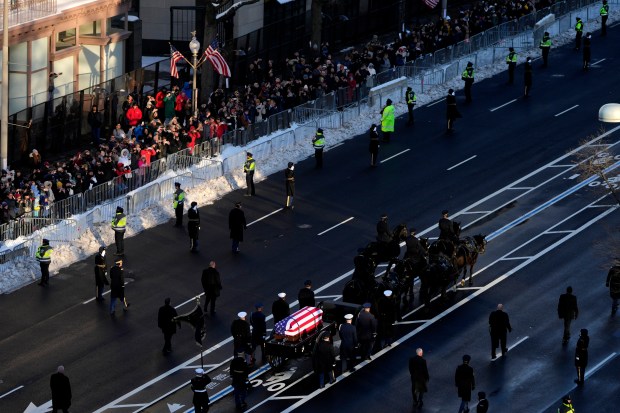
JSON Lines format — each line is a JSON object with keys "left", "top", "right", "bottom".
{"left": 1, "top": 10, "right": 617, "bottom": 294}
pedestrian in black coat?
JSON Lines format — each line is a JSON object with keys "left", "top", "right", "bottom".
{"left": 158, "top": 297, "right": 180, "bottom": 354}
{"left": 574, "top": 328, "right": 589, "bottom": 385}
{"left": 50, "top": 365, "right": 71, "bottom": 413}
{"left": 339, "top": 314, "right": 358, "bottom": 372}
{"left": 94, "top": 246, "right": 109, "bottom": 302}
{"left": 446, "top": 89, "right": 461, "bottom": 133}
{"left": 368, "top": 124, "right": 380, "bottom": 166}
{"left": 298, "top": 280, "right": 315, "bottom": 308}
{"left": 357, "top": 303, "right": 377, "bottom": 360}
{"left": 272, "top": 292, "right": 290, "bottom": 324}
{"left": 201, "top": 261, "right": 222, "bottom": 314}
{"left": 476, "top": 391, "right": 489, "bottom": 413}
{"left": 489, "top": 303, "right": 512, "bottom": 359}
{"left": 312, "top": 334, "right": 336, "bottom": 388}
{"left": 606, "top": 264, "right": 620, "bottom": 315}
{"left": 285, "top": 162, "right": 295, "bottom": 209}
{"left": 187, "top": 201, "right": 200, "bottom": 252}
{"left": 409, "top": 348, "right": 429, "bottom": 408}
{"left": 558, "top": 286, "right": 578, "bottom": 344}
{"left": 109, "top": 259, "right": 129, "bottom": 316}
{"left": 455, "top": 355, "right": 475, "bottom": 413}
{"left": 228, "top": 202, "right": 246, "bottom": 253}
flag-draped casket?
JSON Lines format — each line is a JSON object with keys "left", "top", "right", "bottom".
{"left": 274, "top": 306, "right": 323, "bottom": 342}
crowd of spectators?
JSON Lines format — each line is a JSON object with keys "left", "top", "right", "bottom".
{"left": 0, "top": 0, "right": 548, "bottom": 225}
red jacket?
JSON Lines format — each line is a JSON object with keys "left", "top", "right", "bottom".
{"left": 155, "top": 91, "right": 166, "bottom": 109}
{"left": 126, "top": 106, "right": 143, "bottom": 127}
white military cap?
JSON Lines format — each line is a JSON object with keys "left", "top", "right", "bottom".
{"left": 195, "top": 368, "right": 204, "bottom": 375}
{"left": 238, "top": 311, "right": 247, "bottom": 318}
{"left": 278, "top": 292, "right": 286, "bottom": 298}
{"left": 344, "top": 314, "right": 353, "bottom": 320}
{"left": 384, "top": 290, "right": 393, "bottom": 297}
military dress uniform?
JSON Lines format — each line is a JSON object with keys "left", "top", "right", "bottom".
{"left": 369, "top": 124, "right": 380, "bottom": 166}
{"left": 94, "top": 246, "right": 109, "bottom": 301}
{"left": 285, "top": 162, "right": 295, "bottom": 209}
{"left": 187, "top": 202, "right": 200, "bottom": 252}
{"left": 173, "top": 182, "right": 185, "bottom": 226}
{"left": 191, "top": 369, "right": 211, "bottom": 413}
{"left": 339, "top": 315, "right": 358, "bottom": 372}
{"left": 36, "top": 239, "right": 53, "bottom": 286}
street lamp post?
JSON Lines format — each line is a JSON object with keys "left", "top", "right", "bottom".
{"left": 189, "top": 33, "right": 201, "bottom": 117}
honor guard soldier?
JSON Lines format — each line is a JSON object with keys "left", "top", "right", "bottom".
{"left": 231, "top": 311, "right": 252, "bottom": 363}
{"left": 574, "top": 329, "right": 589, "bottom": 385}
{"left": 243, "top": 153, "right": 256, "bottom": 196}
{"left": 109, "top": 258, "right": 130, "bottom": 317}
{"left": 272, "top": 292, "right": 290, "bottom": 324}
{"left": 381, "top": 99, "right": 395, "bottom": 142}
{"left": 583, "top": 32, "right": 592, "bottom": 71}
{"left": 461, "top": 62, "right": 474, "bottom": 103}
{"left": 369, "top": 124, "right": 380, "bottom": 166}
{"left": 111, "top": 206, "right": 127, "bottom": 255}
{"left": 506, "top": 47, "right": 518, "bottom": 84}
{"left": 94, "top": 246, "right": 109, "bottom": 301}
{"left": 285, "top": 162, "right": 295, "bottom": 209}
{"left": 187, "top": 201, "right": 200, "bottom": 252}
{"left": 250, "top": 303, "right": 267, "bottom": 363}
{"left": 446, "top": 89, "right": 461, "bottom": 133}
{"left": 173, "top": 182, "right": 185, "bottom": 227}
{"left": 523, "top": 57, "right": 533, "bottom": 97}
{"left": 357, "top": 302, "right": 377, "bottom": 360}
{"left": 312, "top": 129, "right": 325, "bottom": 168}
{"left": 574, "top": 17, "right": 584, "bottom": 50}
{"left": 405, "top": 87, "right": 416, "bottom": 125}
{"left": 36, "top": 238, "right": 53, "bottom": 286}
{"left": 298, "top": 280, "right": 316, "bottom": 308}
{"left": 230, "top": 351, "right": 249, "bottom": 410}
{"left": 191, "top": 368, "right": 211, "bottom": 413}
{"left": 539, "top": 32, "right": 551, "bottom": 68}
{"left": 339, "top": 314, "right": 358, "bottom": 372}
{"left": 600, "top": 0, "right": 609, "bottom": 36}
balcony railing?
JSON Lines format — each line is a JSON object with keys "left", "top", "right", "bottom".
{"left": 1, "top": 0, "right": 58, "bottom": 30}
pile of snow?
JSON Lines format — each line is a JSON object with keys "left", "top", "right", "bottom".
{"left": 1, "top": 9, "right": 617, "bottom": 294}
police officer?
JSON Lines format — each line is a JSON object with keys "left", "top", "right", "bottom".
{"left": 476, "top": 391, "right": 489, "bottom": 413}
{"left": 558, "top": 395, "right": 575, "bottom": 413}
{"left": 524, "top": 56, "right": 533, "bottom": 97}
{"left": 405, "top": 87, "right": 416, "bottom": 125}
{"left": 574, "top": 17, "right": 584, "bottom": 50}
{"left": 461, "top": 62, "right": 474, "bottom": 103}
{"left": 250, "top": 303, "right": 267, "bottom": 363}
{"left": 272, "top": 292, "right": 290, "bottom": 324}
{"left": 600, "top": 0, "right": 609, "bottom": 36}
{"left": 557, "top": 286, "right": 578, "bottom": 344}
{"left": 446, "top": 89, "right": 461, "bottom": 133}
{"left": 111, "top": 206, "right": 127, "bottom": 255}
{"left": 583, "top": 32, "right": 592, "bottom": 71}
{"left": 230, "top": 351, "right": 249, "bottom": 410}
{"left": 243, "top": 152, "right": 256, "bottom": 196}
{"left": 339, "top": 314, "right": 358, "bottom": 373}
{"left": 489, "top": 303, "right": 512, "bottom": 359}
{"left": 539, "top": 32, "right": 551, "bottom": 68}
{"left": 187, "top": 201, "right": 200, "bottom": 252}
{"left": 285, "top": 162, "right": 295, "bottom": 209}
{"left": 357, "top": 302, "right": 377, "bottom": 360}
{"left": 605, "top": 263, "right": 620, "bottom": 315}
{"left": 369, "top": 124, "right": 380, "bottom": 166}
{"left": 94, "top": 246, "right": 109, "bottom": 301}
{"left": 381, "top": 99, "right": 395, "bottom": 142}
{"left": 231, "top": 311, "right": 252, "bottom": 363}
{"left": 36, "top": 238, "right": 53, "bottom": 286}
{"left": 312, "top": 129, "right": 325, "bottom": 168}
{"left": 506, "top": 47, "right": 518, "bottom": 84}
{"left": 173, "top": 182, "right": 185, "bottom": 227}
{"left": 574, "top": 328, "right": 589, "bottom": 385}
{"left": 191, "top": 368, "right": 211, "bottom": 413}
{"left": 438, "top": 210, "right": 457, "bottom": 242}
{"left": 298, "top": 280, "right": 316, "bottom": 308}
{"left": 109, "top": 258, "right": 130, "bottom": 317}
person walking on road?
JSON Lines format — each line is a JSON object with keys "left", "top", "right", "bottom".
{"left": 455, "top": 354, "right": 475, "bottom": 413}
{"left": 377, "top": 289, "right": 397, "bottom": 348}
{"left": 606, "top": 263, "right": 620, "bottom": 315}
{"left": 173, "top": 182, "right": 185, "bottom": 227}
{"left": 109, "top": 258, "right": 130, "bottom": 317}
{"left": 461, "top": 62, "right": 474, "bottom": 103}
{"left": 582, "top": 32, "right": 592, "bottom": 71}
{"left": 158, "top": 297, "right": 180, "bottom": 354}
{"left": 446, "top": 89, "right": 461, "bottom": 133}
{"left": 476, "top": 391, "right": 489, "bottom": 413}
{"left": 339, "top": 314, "right": 358, "bottom": 373}
{"left": 50, "top": 365, "right": 71, "bottom": 413}
{"left": 369, "top": 124, "right": 380, "bottom": 166}
{"left": 298, "top": 280, "right": 316, "bottom": 308}
{"left": 357, "top": 302, "right": 377, "bottom": 360}
{"left": 231, "top": 312, "right": 252, "bottom": 363}
{"left": 272, "top": 292, "right": 290, "bottom": 324}
{"left": 489, "top": 303, "right": 512, "bottom": 359}
{"left": 228, "top": 202, "right": 247, "bottom": 254}
{"left": 187, "top": 201, "right": 200, "bottom": 252}
{"left": 111, "top": 206, "right": 127, "bottom": 255}
{"left": 381, "top": 99, "right": 395, "bottom": 142}
{"left": 36, "top": 238, "right": 53, "bottom": 286}
{"left": 201, "top": 261, "right": 222, "bottom": 315}
{"left": 539, "top": 32, "right": 552, "bottom": 68}
{"left": 312, "top": 334, "right": 336, "bottom": 388}
{"left": 191, "top": 368, "right": 211, "bottom": 413}
{"left": 405, "top": 87, "right": 416, "bottom": 125}
{"left": 94, "top": 246, "right": 109, "bottom": 302}
{"left": 524, "top": 57, "right": 533, "bottom": 98}
{"left": 600, "top": 0, "right": 609, "bottom": 36}
{"left": 250, "top": 303, "right": 267, "bottom": 363}
{"left": 230, "top": 352, "right": 250, "bottom": 410}
{"left": 558, "top": 395, "right": 575, "bottom": 413}
{"left": 506, "top": 47, "right": 518, "bottom": 84}
{"left": 558, "top": 286, "right": 579, "bottom": 344}
{"left": 574, "top": 328, "right": 589, "bottom": 386}
{"left": 312, "top": 129, "right": 325, "bottom": 169}
{"left": 285, "top": 162, "right": 295, "bottom": 209}
{"left": 243, "top": 153, "right": 256, "bottom": 196}
{"left": 409, "top": 347, "right": 429, "bottom": 408}
{"left": 574, "top": 17, "right": 584, "bottom": 50}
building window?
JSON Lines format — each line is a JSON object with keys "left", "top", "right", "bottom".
{"left": 79, "top": 21, "right": 101, "bottom": 36}
{"left": 56, "top": 28, "right": 76, "bottom": 50}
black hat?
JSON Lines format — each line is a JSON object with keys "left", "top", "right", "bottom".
{"left": 478, "top": 391, "right": 486, "bottom": 399}
{"left": 509, "top": 47, "right": 514, "bottom": 52}
{"left": 381, "top": 213, "right": 388, "bottom": 219}
{"left": 442, "top": 210, "right": 449, "bottom": 215}
{"left": 115, "top": 258, "right": 123, "bottom": 264}
{"left": 448, "top": 88, "right": 454, "bottom": 95}
{"left": 235, "top": 201, "right": 242, "bottom": 207}
{"left": 563, "top": 395, "right": 571, "bottom": 403}
{"left": 191, "top": 201, "right": 198, "bottom": 207}
{"left": 99, "top": 246, "right": 106, "bottom": 253}
{"left": 580, "top": 328, "right": 588, "bottom": 336}
{"left": 288, "top": 162, "right": 294, "bottom": 168}
{"left": 386, "top": 98, "right": 392, "bottom": 105}
{"left": 304, "top": 279, "right": 312, "bottom": 286}
{"left": 462, "top": 354, "right": 471, "bottom": 362}
{"left": 317, "top": 128, "right": 323, "bottom": 133}
{"left": 42, "top": 238, "right": 50, "bottom": 245}
{"left": 406, "top": 86, "right": 412, "bottom": 90}
{"left": 247, "top": 152, "right": 253, "bottom": 157}
{"left": 467, "top": 61, "right": 473, "bottom": 67}
{"left": 544, "top": 31, "right": 549, "bottom": 36}
{"left": 174, "top": 182, "right": 181, "bottom": 187}
{"left": 116, "top": 206, "right": 123, "bottom": 213}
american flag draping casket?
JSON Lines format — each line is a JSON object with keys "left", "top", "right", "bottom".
{"left": 274, "top": 306, "right": 323, "bottom": 342}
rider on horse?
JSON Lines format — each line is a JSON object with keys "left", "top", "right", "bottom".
{"left": 376, "top": 214, "right": 393, "bottom": 243}
{"left": 438, "top": 210, "right": 459, "bottom": 245}
{"left": 405, "top": 229, "right": 427, "bottom": 265}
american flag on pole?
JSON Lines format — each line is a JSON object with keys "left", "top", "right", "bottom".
{"left": 424, "top": 0, "right": 439, "bottom": 9}
{"left": 170, "top": 45, "right": 184, "bottom": 79}
{"left": 204, "top": 39, "right": 231, "bottom": 78}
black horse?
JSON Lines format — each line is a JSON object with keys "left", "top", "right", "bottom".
{"left": 455, "top": 234, "right": 487, "bottom": 286}
{"left": 360, "top": 223, "right": 408, "bottom": 264}
{"left": 343, "top": 254, "right": 378, "bottom": 304}
{"left": 419, "top": 238, "right": 460, "bottom": 308}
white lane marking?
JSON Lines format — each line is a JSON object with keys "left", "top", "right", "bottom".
{"left": 270, "top": 396, "right": 306, "bottom": 400}
{"left": 317, "top": 217, "right": 354, "bottom": 236}
{"left": 508, "top": 187, "right": 534, "bottom": 190}
{"left": 0, "top": 385, "right": 24, "bottom": 399}
{"left": 283, "top": 203, "right": 617, "bottom": 413}
{"left": 460, "top": 211, "right": 492, "bottom": 214}
{"left": 83, "top": 281, "right": 131, "bottom": 304}
{"left": 427, "top": 97, "right": 446, "bottom": 107}
{"left": 591, "top": 58, "right": 606, "bottom": 66}
{"left": 327, "top": 142, "right": 344, "bottom": 151}
{"left": 447, "top": 155, "right": 477, "bottom": 171}
{"left": 314, "top": 295, "right": 342, "bottom": 300}
{"left": 174, "top": 293, "right": 205, "bottom": 309}
{"left": 380, "top": 149, "right": 411, "bottom": 164}
{"left": 549, "top": 164, "right": 573, "bottom": 167}
{"left": 501, "top": 256, "right": 531, "bottom": 260}
{"left": 490, "top": 99, "right": 517, "bottom": 112}
{"left": 247, "top": 208, "right": 284, "bottom": 227}
{"left": 114, "top": 404, "right": 147, "bottom": 408}
{"left": 491, "top": 336, "right": 529, "bottom": 361}
{"left": 568, "top": 173, "right": 580, "bottom": 179}
{"left": 554, "top": 105, "right": 579, "bottom": 117}
{"left": 544, "top": 230, "right": 573, "bottom": 234}
{"left": 395, "top": 320, "right": 429, "bottom": 325}
{"left": 457, "top": 287, "right": 482, "bottom": 291}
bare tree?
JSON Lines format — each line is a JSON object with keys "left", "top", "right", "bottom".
{"left": 311, "top": 0, "right": 330, "bottom": 50}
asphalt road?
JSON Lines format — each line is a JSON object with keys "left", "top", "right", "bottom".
{"left": 1, "top": 23, "right": 619, "bottom": 413}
